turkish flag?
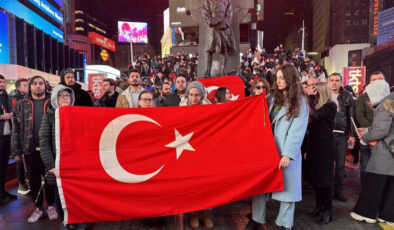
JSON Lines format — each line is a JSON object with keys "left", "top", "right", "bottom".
{"left": 199, "top": 76, "right": 245, "bottom": 102}
{"left": 56, "top": 95, "right": 283, "bottom": 224}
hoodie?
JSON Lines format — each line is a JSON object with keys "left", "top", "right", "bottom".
{"left": 59, "top": 69, "right": 93, "bottom": 106}
{"left": 39, "top": 85, "right": 75, "bottom": 173}
{"left": 366, "top": 79, "right": 390, "bottom": 106}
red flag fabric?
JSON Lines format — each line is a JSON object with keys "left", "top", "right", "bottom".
{"left": 56, "top": 95, "right": 283, "bottom": 224}
{"left": 199, "top": 76, "right": 245, "bottom": 102}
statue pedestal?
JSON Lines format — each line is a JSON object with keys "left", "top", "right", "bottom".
{"left": 186, "top": 0, "right": 253, "bottom": 78}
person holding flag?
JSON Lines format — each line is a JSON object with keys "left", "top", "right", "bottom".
{"left": 247, "top": 64, "right": 309, "bottom": 230}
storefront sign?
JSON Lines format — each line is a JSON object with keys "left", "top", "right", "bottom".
{"left": 88, "top": 32, "right": 115, "bottom": 52}
{"left": 100, "top": 49, "right": 109, "bottom": 62}
{"left": 343, "top": 67, "right": 366, "bottom": 95}
{"left": 88, "top": 74, "right": 105, "bottom": 99}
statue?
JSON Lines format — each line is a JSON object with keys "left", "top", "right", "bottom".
{"left": 202, "top": 0, "right": 236, "bottom": 78}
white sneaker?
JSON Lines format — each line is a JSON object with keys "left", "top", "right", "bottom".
{"left": 27, "top": 208, "right": 44, "bottom": 223}
{"left": 377, "top": 218, "right": 394, "bottom": 226}
{"left": 350, "top": 212, "right": 377, "bottom": 224}
{"left": 47, "top": 205, "right": 58, "bottom": 220}
{"left": 17, "top": 184, "right": 30, "bottom": 195}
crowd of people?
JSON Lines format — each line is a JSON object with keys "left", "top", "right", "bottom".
{"left": 0, "top": 48, "right": 393, "bottom": 230}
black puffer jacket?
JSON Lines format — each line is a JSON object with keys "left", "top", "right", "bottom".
{"left": 334, "top": 88, "right": 356, "bottom": 136}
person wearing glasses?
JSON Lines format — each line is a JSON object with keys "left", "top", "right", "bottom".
{"left": 179, "top": 81, "right": 212, "bottom": 228}
{"left": 138, "top": 90, "right": 154, "bottom": 108}
{"left": 39, "top": 85, "right": 87, "bottom": 230}
{"left": 253, "top": 79, "right": 271, "bottom": 97}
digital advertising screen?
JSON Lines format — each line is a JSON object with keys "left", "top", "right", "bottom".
{"left": 28, "top": 0, "right": 63, "bottom": 25}
{"left": 118, "top": 21, "right": 148, "bottom": 44}
{"left": 0, "top": 11, "right": 10, "bottom": 64}
{"left": 0, "top": 0, "right": 63, "bottom": 42}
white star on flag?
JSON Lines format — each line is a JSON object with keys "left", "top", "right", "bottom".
{"left": 166, "top": 129, "right": 195, "bottom": 159}
{"left": 230, "top": 94, "right": 240, "bottom": 101}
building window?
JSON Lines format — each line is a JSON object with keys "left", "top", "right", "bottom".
{"left": 345, "top": 20, "right": 351, "bottom": 26}
{"left": 362, "top": 19, "right": 368, "bottom": 25}
{"left": 76, "top": 27, "right": 85, "bottom": 31}
{"left": 353, "top": 20, "right": 359, "bottom": 26}
{"left": 75, "top": 19, "right": 84, "bottom": 23}
{"left": 75, "top": 10, "right": 84, "bottom": 14}
{"left": 345, "top": 10, "right": 351, "bottom": 17}
{"left": 354, "top": 10, "right": 359, "bottom": 16}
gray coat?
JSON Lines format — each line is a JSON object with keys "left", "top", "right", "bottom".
{"left": 362, "top": 93, "right": 394, "bottom": 176}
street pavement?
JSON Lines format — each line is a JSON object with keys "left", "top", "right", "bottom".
{"left": 1, "top": 161, "right": 393, "bottom": 230}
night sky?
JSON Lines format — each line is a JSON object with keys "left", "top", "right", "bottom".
{"left": 81, "top": 0, "right": 169, "bottom": 51}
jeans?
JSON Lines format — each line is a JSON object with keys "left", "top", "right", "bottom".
{"left": 359, "top": 144, "right": 371, "bottom": 185}
{"left": 252, "top": 193, "right": 295, "bottom": 228}
{"left": 334, "top": 135, "right": 348, "bottom": 194}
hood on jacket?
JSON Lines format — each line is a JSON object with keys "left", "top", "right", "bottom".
{"left": 186, "top": 81, "right": 205, "bottom": 105}
{"left": 383, "top": 93, "right": 394, "bottom": 113}
{"left": 51, "top": 85, "right": 75, "bottom": 109}
{"left": 59, "top": 69, "right": 75, "bottom": 86}
{"left": 366, "top": 80, "right": 390, "bottom": 106}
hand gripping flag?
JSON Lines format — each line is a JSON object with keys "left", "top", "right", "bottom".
{"left": 56, "top": 95, "right": 283, "bottom": 224}
{"left": 199, "top": 75, "right": 245, "bottom": 102}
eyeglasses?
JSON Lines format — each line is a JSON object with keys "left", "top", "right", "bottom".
{"left": 256, "top": 86, "right": 267, "bottom": 90}
{"left": 58, "top": 94, "right": 71, "bottom": 98}
{"left": 189, "top": 93, "right": 201, "bottom": 97}
{"left": 140, "top": 98, "right": 153, "bottom": 102}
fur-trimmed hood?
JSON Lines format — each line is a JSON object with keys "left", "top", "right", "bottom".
{"left": 384, "top": 99, "right": 394, "bottom": 113}
{"left": 383, "top": 93, "right": 394, "bottom": 113}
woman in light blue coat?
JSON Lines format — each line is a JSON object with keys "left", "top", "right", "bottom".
{"left": 247, "top": 64, "right": 309, "bottom": 230}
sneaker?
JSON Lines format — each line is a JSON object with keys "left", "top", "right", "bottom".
{"left": 350, "top": 212, "right": 376, "bottom": 224}
{"left": 17, "top": 183, "right": 30, "bottom": 195}
{"left": 377, "top": 218, "right": 394, "bottom": 226}
{"left": 47, "top": 205, "right": 58, "bottom": 220}
{"left": 27, "top": 208, "right": 44, "bottom": 223}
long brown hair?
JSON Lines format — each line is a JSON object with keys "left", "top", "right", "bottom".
{"left": 273, "top": 64, "right": 304, "bottom": 120}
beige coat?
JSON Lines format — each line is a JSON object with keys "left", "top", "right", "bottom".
{"left": 115, "top": 87, "right": 143, "bottom": 108}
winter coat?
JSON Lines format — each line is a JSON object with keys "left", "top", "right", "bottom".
{"left": 115, "top": 87, "right": 143, "bottom": 108}
{"left": 11, "top": 94, "right": 51, "bottom": 156}
{"left": 308, "top": 96, "right": 337, "bottom": 188}
{"left": 355, "top": 93, "right": 374, "bottom": 128}
{"left": 362, "top": 93, "right": 394, "bottom": 176}
{"left": 98, "top": 91, "right": 119, "bottom": 107}
{"left": 268, "top": 96, "right": 309, "bottom": 202}
{"left": 333, "top": 88, "right": 355, "bottom": 136}
{"left": 39, "top": 85, "right": 75, "bottom": 172}
{"left": 163, "top": 91, "right": 183, "bottom": 107}
{"left": 9, "top": 89, "right": 25, "bottom": 110}
{"left": 0, "top": 90, "right": 12, "bottom": 136}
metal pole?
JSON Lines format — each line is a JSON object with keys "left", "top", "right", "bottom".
{"left": 130, "top": 39, "right": 134, "bottom": 68}
{"left": 301, "top": 20, "right": 305, "bottom": 55}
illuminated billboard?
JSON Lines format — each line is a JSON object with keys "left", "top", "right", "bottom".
{"left": 88, "top": 32, "right": 116, "bottom": 52}
{"left": 28, "top": 0, "right": 63, "bottom": 25}
{"left": 377, "top": 7, "right": 394, "bottom": 45}
{"left": 0, "top": 0, "right": 63, "bottom": 41}
{"left": 118, "top": 21, "right": 148, "bottom": 43}
{"left": 0, "top": 11, "right": 10, "bottom": 64}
